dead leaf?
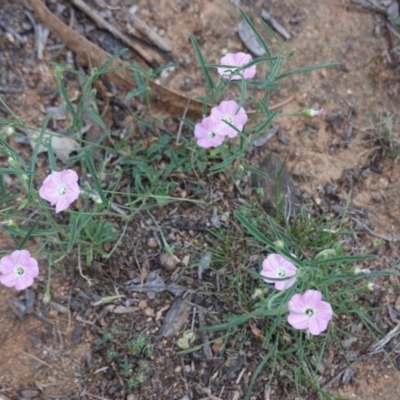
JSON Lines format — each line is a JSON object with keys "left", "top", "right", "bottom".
{"left": 22, "top": 128, "right": 80, "bottom": 164}
{"left": 156, "top": 294, "right": 193, "bottom": 338}
{"left": 212, "top": 340, "right": 224, "bottom": 354}
{"left": 126, "top": 272, "right": 190, "bottom": 298}
{"left": 144, "top": 307, "right": 155, "bottom": 317}
{"left": 250, "top": 323, "right": 265, "bottom": 340}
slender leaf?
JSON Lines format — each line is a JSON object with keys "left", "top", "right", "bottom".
{"left": 189, "top": 33, "right": 214, "bottom": 93}
{"left": 260, "top": 18, "right": 282, "bottom": 47}
{"left": 262, "top": 53, "right": 282, "bottom": 88}
{"left": 28, "top": 115, "right": 51, "bottom": 195}
{"left": 19, "top": 216, "right": 42, "bottom": 249}
{"left": 239, "top": 9, "right": 271, "bottom": 57}
{"left": 67, "top": 214, "right": 78, "bottom": 253}
{"left": 234, "top": 210, "right": 274, "bottom": 246}
{"left": 275, "top": 62, "right": 341, "bottom": 82}
{"left": 209, "top": 151, "right": 243, "bottom": 172}
{"left": 84, "top": 149, "right": 109, "bottom": 207}
{"left": 310, "top": 253, "right": 377, "bottom": 268}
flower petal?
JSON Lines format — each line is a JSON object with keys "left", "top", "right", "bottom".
{"left": 287, "top": 312, "right": 310, "bottom": 330}
{"left": 14, "top": 274, "right": 34, "bottom": 291}
{"left": 0, "top": 273, "right": 19, "bottom": 288}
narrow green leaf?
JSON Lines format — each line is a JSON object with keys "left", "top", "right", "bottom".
{"left": 44, "top": 135, "right": 57, "bottom": 171}
{"left": 0, "top": 96, "right": 19, "bottom": 119}
{"left": 0, "top": 136, "right": 27, "bottom": 168}
{"left": 209, "top": 151, "right": 243, "bottom": 171}
{"left": 246, "top": 342, "right": 277, "bottom": 400}
{"left": 189, "top": 33, "right": 214, "bottom": 93}
{"left": 310, "top": 253, "right": 377, "bottom": 268}
{"left": 239, "top": 9, "right": 271, "bottom": 57}
{"left": 274, "top": 62, "right": 341, "bottom": 82}
{"left": 55, "top": 71, "right": 77, "bottom": 123}
{"left": 85, "top": 109, "right": 108, "bottom": 133}
{"left": 238, "top": 77, "right": 247, "bottom": 110}
{"left": 234, "top": 210, "right": 274, "bottom": 246}
{"left": 19, "top": 216, "right": 42, "bottom": 249}
{"left": 262, "top": 53, "right": 282, "bottom": 88}
{"left": 243, "top": 166, "right": 271, "bottom": 181}
{"left": 84, "top": 149, "right": 109, "bottom": 207}
{"left": 97, "top": 48, "right": 128, "bottom": 72}
{"left": 267, "top": 215, "right": 284, "bottom": 242}
{"left": 260, "top": 18, "right": 282, "bottom": 47}
{"left": 28, "top": 115, "right": 51, "bottom": 195}
{"left": 50, "top": 62, "right": 87, "bottom": 78}
{"left": 67, "top": 214, "right": 78, "bottom": 253}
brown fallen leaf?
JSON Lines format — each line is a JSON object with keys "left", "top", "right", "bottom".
{"left": 156, "top": 294, "right": 193, "bottom": 338}
{"left": 211, "top": 339, "right": 224, "bottom": 354}
{"left": 21, "top": 127, "right": 80, "bottom": 164}
{"left": 249, "top": 322, "right": 265, "bottom": 340}
{"left": 27, "top": 0, "right": 205, "bottom": 118}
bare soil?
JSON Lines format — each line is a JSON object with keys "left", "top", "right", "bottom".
{"left": 0, "top": 0, "right": 400, "bottom": 399}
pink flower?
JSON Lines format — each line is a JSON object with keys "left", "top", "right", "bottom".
{"left": 287, "top": 290, "right": 333, "bottom": 336}
{"left": 217, "top": 52, "right": 256, "bottom": 81}
{"left": 194, "top": 115, "right": 227, "bottom": 148}
{"left": 261, "top": 254, "right": 297, "bottom": 291}
{"left": 211, "top": 101, "right": 248, "bottom": 138}
{"left": 0, "top": 250, "right": 39, "bottom": 290}
{"left": 39, "top": 169, "right": 80, "bottom": 213}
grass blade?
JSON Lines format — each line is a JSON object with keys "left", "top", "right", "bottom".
{"left": 239, "top": 9, "right": 271, "bottom": 57}
{"left": 275, "top": 62, "right": 341, "bottom": 82}
{"left": 189, "top": 33, "right": 214, "bottom": 94}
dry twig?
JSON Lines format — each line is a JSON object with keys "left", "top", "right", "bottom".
{"left": 67, "top": 0, "right": 158, "bottom": 67}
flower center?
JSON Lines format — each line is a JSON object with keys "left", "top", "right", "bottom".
{"left": 223, "top": 116, "right": 233, "bottom": 125}
{"left": 208, "top": 130, "right": 217, "bottom": 138}
{"left": 15, "top": 265, "right": 25, "bottom": 276}
{"left": 278, "top": 269, "right": 287, "bottom": 277}
{"left": 305, "top": 308, "right": 314, "bottom": 318}
{"left": 58, "top": 184, "right": 67, "bottom": 195}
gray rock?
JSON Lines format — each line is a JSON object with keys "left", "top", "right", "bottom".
{"left": 250, "top": 152, "right": 300, "bottom": 216}
{"left": 237, "top": 21, "right": 266, "bottom": 56}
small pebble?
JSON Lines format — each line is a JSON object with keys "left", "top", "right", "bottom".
{"left": 159, "top": 252, "right": 179, "bottom": 271}
{"left": 138, "top": 300, "right": 147, "bottom": 310}
{"left": 147, "top": 237, "right": 158, "bottom": 248}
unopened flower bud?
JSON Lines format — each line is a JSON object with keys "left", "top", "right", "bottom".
{"left": 314, "top": 248, "right": 335, "bottom": 261}
{"left": 0, "top": 219, "right": 16, "bottom": 227}
{"left": 251, "top": 288, "right": 264, "bottom": 300}
{"left": 43, "top": 290, "right": 51, "bottom": 304}
{"left": 3, "top": 126, "right": 15, "bottom": 136}
{"left": 353, "top": 266, "right": 371, "bottom": 275}
{"left": 367, "top": 282, "right": 380, "bottom": 291}
{"left": 273, "top": 240, "right": 285, "bottom": 250}
{"left": 300, "top": 108, "right": 326, "bottom": 118}
{"left": 8, "top": 156, "right": 18, "bottom": 169}
{"left": 21, "top": 174, "right": 29, "bottom": 183}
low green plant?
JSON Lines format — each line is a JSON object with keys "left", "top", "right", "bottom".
{"left": 100, "top": 329, "right": 154, "bottom": 391}
{"left": 0, "top": 7, "right": 392, "bottom": 400}
{"left": 370, "top": 109, "right": 400, "bottom": 158}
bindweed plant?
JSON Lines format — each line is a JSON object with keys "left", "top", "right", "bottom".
{"left": 186, "top": 8, "right": 338, "bottom": 176}
{"left": 191, "top": 208, "right": 392, "bottom": 399}
{"left": 0, "top": 8, "right": 392, "bottom": 399}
